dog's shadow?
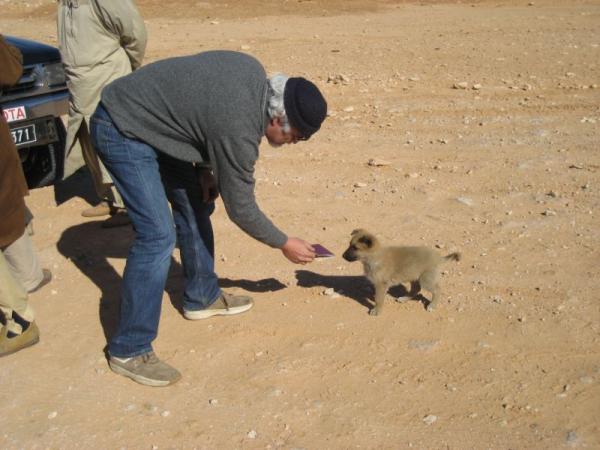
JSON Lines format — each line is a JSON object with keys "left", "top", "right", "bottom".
{"left": 295, "top": 270, "right": 423, "bottom": 312}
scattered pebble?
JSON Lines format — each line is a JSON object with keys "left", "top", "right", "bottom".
{"left": 423, "top": 414, "right": 438, "bottom": 425}
{"left": 48, "top": 411, "right": 57, "bottom": 419}
{"left": 209, "top": 399, "right": 218, "bottom": 405}
{"left": 247, "top": 430, "right": 258, "bottom": 439}
{"left": 367, "top": 158, "right": 391, "bottom": 167}
{"left": 353, "top": 182, "right": 367, "bottom": 188}
{"left": 566, "top": 430, "right": 579, "bottom": 447}
{"left": 456, "top": 197, "right": 474, "bottom": 206}
{"left": 453, "top": 81, "right": 469, "bottom": 89}
{"left": 408, "top": 340, "right": 439, "bottom": 351}
{"left": 327, "top": 73, "right": 350, "bottom": 85}
{"left": 160, "top": 410, "right": 170, "bottom": 417}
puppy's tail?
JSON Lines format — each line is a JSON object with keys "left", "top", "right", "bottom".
{"left": 444, "top": 252, "right": 461, "bottom": 262}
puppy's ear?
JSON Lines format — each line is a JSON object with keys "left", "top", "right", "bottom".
{"left": 358, "top": 235, "right": 373, "bottom": 248}
{"left": 351, "top": 228, "right": 367, "bottom": 237}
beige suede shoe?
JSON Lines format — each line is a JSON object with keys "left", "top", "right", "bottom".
{"left": 183, "top": 292, "right": 254, "bottom": 320}
{"left": 81, "top": 201, "right": 112, "bottom": 217}
{"left": 109, "top": 351, "right": 181, "bottom": 387}
{"left": 0, "top": 322, "right": 40, "bottom": 357}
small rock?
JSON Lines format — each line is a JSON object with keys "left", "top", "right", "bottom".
{"left": 408, "top": 340, "right": 439, "bottom": 351}
{"left": 327, "top": 73, "right": 350, "bottom": 84}
{"left": 368, "top": 158, "right": 391, "bottom": 167}
{"left": 456, "top": 197, "right": 474, "bottom": 206}
{"left": 423, "top": 414, "right": 438, "bottom": 425}
{"left": 353, "top": 182, "right": 367, "bottom": 188}
{"left": 542, "top": 209, "right": 557, "bottom": 216}
{"left": 566, "top": 430, "right": 579, "bottom": 447}
{"left": 48, "top": 411, "right": 58, "bottom": 419}
{"left": 160, "top": 410, "right": 170, "bottom": 417}
{"left": 268, "top": 388, "right": 283, "bottom": 397}
{"left": 472, "top": 83, "right": 482, "bottom": 90}
{"left": 453, "top": 81, "right": 469, "bottom": 89}
{"left": 343, "top": 106, "right": 355, "bottom": 112}
{"left": 240, "top": 45, "right": 251, "bottom": 50}
{"left": 209, "top": 399, "right": 218, "bottom": 405}
{"left": 323, "top": 288, "right": 335, "bottom": 296}
{"left": 247, "top": 430, "right": 258, "bottom": 439}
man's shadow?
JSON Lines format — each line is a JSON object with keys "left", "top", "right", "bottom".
{"left": 54, "top": 167, "right": 99, "bottom": 207}
{"left": 57, "top": 222, "right": 287, "bottom": 348}
{"left": 295, "top": 270, "right": 417, "bottom": 313}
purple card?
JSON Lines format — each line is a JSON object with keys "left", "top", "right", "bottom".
{"left": 313, "top": 244, "right": 334, "bottom": 258}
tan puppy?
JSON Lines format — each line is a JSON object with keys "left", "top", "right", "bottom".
{"left": 342, "top": 229, "right": 460, "bottom": 316}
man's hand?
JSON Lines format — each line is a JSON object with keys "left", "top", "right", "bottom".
{"left": 281, "top": 238, "right": 315, "bottom": 264}
{"left": 197, "top": 167, "right": 219, "bottom": 203}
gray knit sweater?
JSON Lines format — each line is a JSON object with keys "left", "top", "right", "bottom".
{"left": 101, "top": 50, "right": 287, "bottom": 248}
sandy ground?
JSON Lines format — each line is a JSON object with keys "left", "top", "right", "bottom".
{"left": 1, "top": 0, "right": 600, "bottom": 448}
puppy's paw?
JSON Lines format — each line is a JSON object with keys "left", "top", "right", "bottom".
{"left": 426, "top": 303, "right": 436, "bottom": 312}
{"left": 395, "top": 296, "right": 410, "bottom": 304}
{"left": 369, "top": 308, "right": 381, "bottom": 316}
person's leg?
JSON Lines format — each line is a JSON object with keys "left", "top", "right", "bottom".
{"left": 0, "top": 251, "right": 33, "bottom": 333}
{"left": 160, "top": 156, "right": 220, "bottom": 310}
{"left": 159, "top": 156, "right": 253, "bottom": 320}
{"left": 2, "top": 228, "right": 49, "bottom": 293}
{"left": 90, "top": 105, "right": 175, "bottom": 359}
{"left": 0, "top": 252, "right": 39, "bottom": 357}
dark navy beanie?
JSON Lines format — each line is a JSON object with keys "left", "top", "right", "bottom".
{"left": 283, "top": 77, "right": 327, "bottom": 139}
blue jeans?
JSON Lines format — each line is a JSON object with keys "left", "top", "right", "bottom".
{"left": 159, "top": 154, "right": 220, "bottom": 310}
{"left": 90, "top": 104, "right": 220, "bottom": 358}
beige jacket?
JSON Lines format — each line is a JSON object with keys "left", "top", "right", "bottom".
{"left": 58, "top": 0, "right": 147, "bottom": 178}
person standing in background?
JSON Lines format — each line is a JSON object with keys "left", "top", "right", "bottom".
{"left": 57, "top": 0, "right": 147, "bottom": 222}
{"left": 0, "top": 35, "right": 45, "bottom": 357}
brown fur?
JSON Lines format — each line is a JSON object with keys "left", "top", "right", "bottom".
{"left": 342, "top": 229, "right": 460, "bottom": 316}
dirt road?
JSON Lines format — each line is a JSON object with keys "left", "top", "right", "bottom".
{"left": 1, "top": 1, "right": 599, "bottom": 448}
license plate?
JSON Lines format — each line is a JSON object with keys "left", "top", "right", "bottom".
{"left": 3, "top": 105, "right": 27, "bottom": 123}
{"left": 11, "top": 124, "right": 37, "bottom": 145}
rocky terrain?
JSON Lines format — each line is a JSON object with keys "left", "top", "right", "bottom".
{"left": 1, "top": 1, "right": 599, "bottom": 448}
